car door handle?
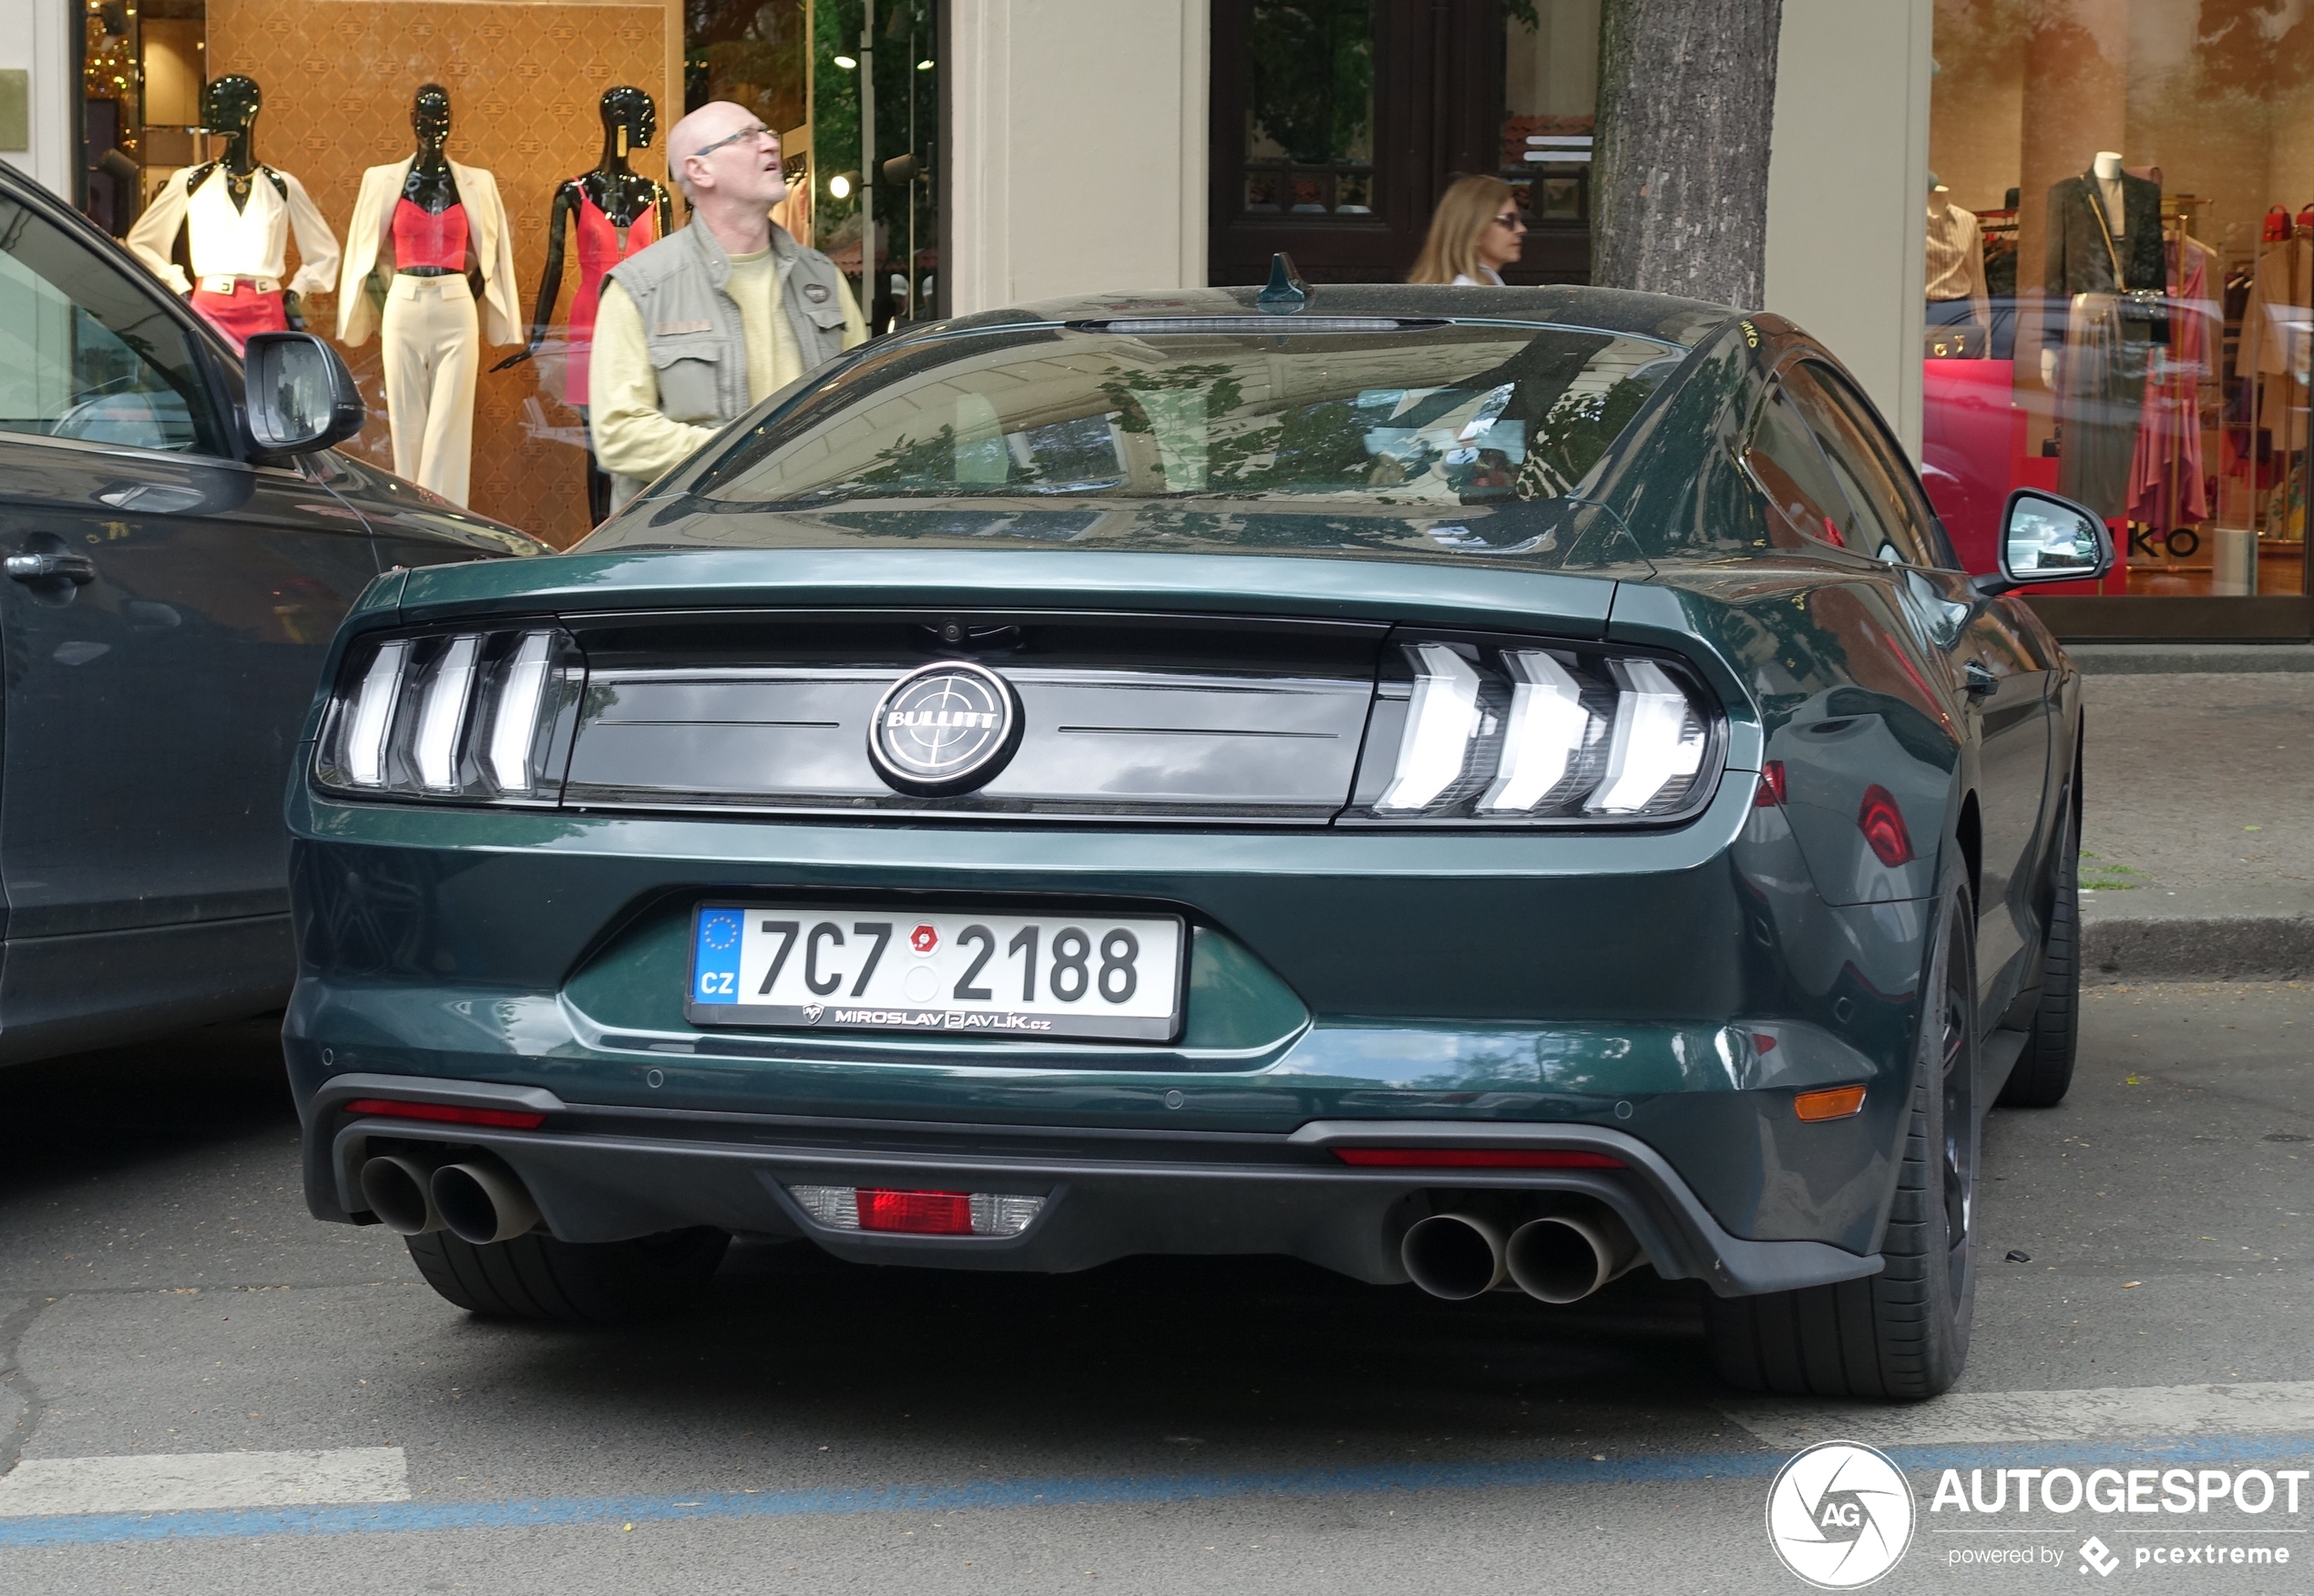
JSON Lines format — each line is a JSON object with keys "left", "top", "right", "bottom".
{"left": 5, "top": 551, "right": 97, "bottom": 586}
{"left": 1962, "top": 660, "right": 2000, "bottom": 701}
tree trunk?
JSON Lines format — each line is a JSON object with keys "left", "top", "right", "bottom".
{"left": 1592, "top": 0, "right": 1784, "bottom": 307}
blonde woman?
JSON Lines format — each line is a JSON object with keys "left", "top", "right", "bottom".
{"left": 1408, "top": 175, "right": 1526, "bottom": 285}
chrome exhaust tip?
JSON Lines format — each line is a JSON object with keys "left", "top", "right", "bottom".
{"left": 430, "top": 1152, "right": 541, "bottom": 1245}
{"left": 1400, "top": 1212, "right": 1510, "bottom": 1300}
{"left": 359, "top": 1153, "right": 445, "bottom": 1235}
{"left": 1505, "top": 1208, "right": 1642, "bottom": 1304}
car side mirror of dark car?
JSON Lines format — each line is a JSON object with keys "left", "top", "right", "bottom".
{"left": 1971, "top": 487, "right": 2112, "bottom": 598}
{"left": 241, "top": 332, "right": 365, "bottom": 458}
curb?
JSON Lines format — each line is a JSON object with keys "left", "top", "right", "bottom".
{"left": 2068, "top": 643, "right": 2314, "bottom": 674}
{"left": 2082, "top": 914, "right": 2314, "bottom": 985}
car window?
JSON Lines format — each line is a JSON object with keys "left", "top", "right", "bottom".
{"left": 1782, "top": 363, "right": 1937, "bottom": 568}
{"left": 0, "top": 194, "right": 224, "bottom": 456}
{"left": 1742, "top": 384, "right": 1859, "bottom": 552}
{"left": 690, "top": 323, "right": 1686, "bottom": 511}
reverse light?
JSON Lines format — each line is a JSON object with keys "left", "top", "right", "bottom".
{"left": 1331, "top": 1148, "right": 1626, "bottom": 1169}
{"left": 787, "top": 1185, "right": 1045, "bottom": 1237}
{"left": 342, "top": 1097, "right": 547, "bottom": 1130}
{"left": 1857, "top": 783, "right": 1915, "bottom": 867}
{"left": 1794, "top": 1085, "right": 1868, "bottom": 1121}
{"left": 1350, "top": 636, "right": 1720, "bottom": 824}
{"left": 316, "top": 628, "right": 581, "bottom": 803}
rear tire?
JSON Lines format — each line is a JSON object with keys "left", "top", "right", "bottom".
{"left": 1707, "top": 876, "right": 1978, "bottom": 1399}
{"left": 1998, "top": 802, "right": 2080, "bottom": 1109}
{"left": 405, "top": 1227, "right": 730, "bottom": 1323}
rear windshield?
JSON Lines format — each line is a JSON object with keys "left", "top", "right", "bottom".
{"left": 681, "top": 322, "right": 1685, "bottom": 514}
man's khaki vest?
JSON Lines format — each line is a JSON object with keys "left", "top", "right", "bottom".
{"left": 602, "top": 220, "right": 852, "bottom": 506}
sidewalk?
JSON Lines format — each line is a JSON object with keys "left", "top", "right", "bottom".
{"left": 2075, "top": 666, "right": 2314, "bottom": 983}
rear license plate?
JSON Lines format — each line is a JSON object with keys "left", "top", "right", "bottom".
{"left": 687, "top": 905, "right": 1185, "bottom": 1041}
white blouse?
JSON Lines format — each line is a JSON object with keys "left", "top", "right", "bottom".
{"left": 1449, "top": 267, "right": 1507, "bottom": 287}
{"left": 126, "top": 166, "right": 341, "bottom": 297}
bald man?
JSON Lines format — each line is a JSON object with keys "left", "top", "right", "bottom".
{"left": 589, "top": 101, "right": 865, "bottom": 512}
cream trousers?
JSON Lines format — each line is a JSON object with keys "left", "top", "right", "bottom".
{"left": 380, "top": 273, "right": 480, "bottom": 506}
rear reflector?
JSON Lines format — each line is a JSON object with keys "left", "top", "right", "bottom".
{"left": 342, "top": 1098, "right": 547, "bottom": 1130}
{"left": 1857, "top": 783, "right": 1915, "bottom": 867}
{"left": 787, "top": 1184, "right": 1045, "bottom": 1237}
{"left": 1794, "top": 1085, "right": 1868, "bottom": 1121}
{"left": 1330, "top": 1148, "right": 1625, "bottom": 1170}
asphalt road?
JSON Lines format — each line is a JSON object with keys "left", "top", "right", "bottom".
{"left": 2, "top": 982, "right": 2310, "bottom": 1594}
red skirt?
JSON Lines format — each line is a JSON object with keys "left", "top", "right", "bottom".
{"left": 190, "top": 285, "right": 289, "bottom": 353}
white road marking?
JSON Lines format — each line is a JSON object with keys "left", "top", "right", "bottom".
{"left": 1723, "top": 1380, "right": 2314, "bottom": 1449}
{"left": 0, "top": 1448, "right": 409, "bottom": 1517}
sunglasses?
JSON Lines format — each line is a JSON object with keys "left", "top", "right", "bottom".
{"left": 690, "top": 122, "right": 777, "bottom": 161}
{"left": 1492, "top": 210, "right": 1527, "bottom": 229}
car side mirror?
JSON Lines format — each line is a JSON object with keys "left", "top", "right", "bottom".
{"left": 241, "top": 332, "right": 364, "bottom": 456}
{"left": 1975, "top": 488, "right": 2111, "bottom": 596}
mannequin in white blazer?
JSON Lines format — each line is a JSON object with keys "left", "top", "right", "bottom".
{"left": 336, "top": 86, "right": 519, "bottom": 506}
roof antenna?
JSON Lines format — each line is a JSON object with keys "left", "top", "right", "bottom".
{"left": 1255, "top": 251, "right": 1309, "bottom": 313}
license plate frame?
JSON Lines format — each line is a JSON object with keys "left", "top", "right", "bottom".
{"left": 685, "top": 904, "right": 1188, "bottom": 1043}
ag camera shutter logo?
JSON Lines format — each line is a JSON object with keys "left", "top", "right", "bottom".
{"left": 1766, "top": 1441, "right": 1915, "bottom": 1589}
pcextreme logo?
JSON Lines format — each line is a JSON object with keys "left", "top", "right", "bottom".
{"left": 1766, "top": 1441, "right": 1917, "bottom": 1589}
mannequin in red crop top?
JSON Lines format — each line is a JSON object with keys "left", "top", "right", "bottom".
{"left": 494, "top": 86, "right": 673, "bottom": 521}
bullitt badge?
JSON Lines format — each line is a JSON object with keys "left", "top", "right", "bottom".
{"left": 867, "top": 660, "right": 1023, "bottom": 797}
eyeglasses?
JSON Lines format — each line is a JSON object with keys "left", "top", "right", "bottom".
{"left": 689, "top": 122, "right": 777, "bottom": 161}
{"left": 1491, "top": 211, "right": 1527, "bottom": 230}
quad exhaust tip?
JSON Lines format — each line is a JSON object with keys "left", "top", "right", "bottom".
{"left": 359, "top": 1150, "right": 541, "bottom": 1244}
{"left": 1402, "top": 1203, "right": 1643, "bottom": 1304}
{"left": 359, "top": 1151, "right": 445, "bottom": 1235}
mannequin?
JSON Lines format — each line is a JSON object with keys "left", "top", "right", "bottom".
{"left": 124, "top": 76, "right": 339, "bottom": 353}
{"left": 493, "top": 86, "right": 673, "bottom": 523}
{"left": 2042, "top": 150, "right": 2165, "bottom": 518}
{"left": 337, "top": 86, "right": 520, "bottom": 506}
{"left": 1923, "top": 172, "right": 1989, "bottom": 358}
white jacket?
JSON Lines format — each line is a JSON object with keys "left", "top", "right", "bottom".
{"left": 336, "top": 156, "right": 520, "bottom": 348}
{"left": 125, "top": 165, "right": 340, "bottom": 297}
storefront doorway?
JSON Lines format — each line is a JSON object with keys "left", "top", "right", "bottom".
{"left": 1207, "top": 0, "right": 1596, "bottom": 288}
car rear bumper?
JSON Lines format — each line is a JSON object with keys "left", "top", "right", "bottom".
{"left": 302, "top": 1071, "right": 1881, "bottom": 1297}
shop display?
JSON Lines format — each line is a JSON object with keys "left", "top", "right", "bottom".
{"left": 1923, "top": 175, "right": 1988, "bottom": 358}
{"left": 2043, "top": 152, "right": 2166, "bottom": 519}
{"left": 122, "top": 76, "right": 340, "bottom": 353}
{"left": 2128, "top": 208, "right": 2217, "bottom": 534}
{"left": 494, "top": 86, "right": 674, "bottom": 524}
{"left": 336, "top": 85, "right": 520, "bottom": 507}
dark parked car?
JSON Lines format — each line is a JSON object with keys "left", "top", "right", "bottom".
{"left": 0, "top": 163, "right": 539, "bottom": 1064}
{"left": 285, "top": 273, "right": 2106, "bottom": 1398}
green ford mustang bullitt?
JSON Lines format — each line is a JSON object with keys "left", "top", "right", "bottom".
{"left": 286, "top": 277, "right": 2108, "bottom": 1399}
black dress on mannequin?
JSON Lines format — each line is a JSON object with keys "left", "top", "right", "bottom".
{"left": 494, "top": 87, "right": 674, "bottom": 524}
{"left": 2045, "top": 167, "right": 2165, "bottom": 518}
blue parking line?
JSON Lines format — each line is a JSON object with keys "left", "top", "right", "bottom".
{"left": 4, "top": 1434, "right": 2311, "bottom": 1548}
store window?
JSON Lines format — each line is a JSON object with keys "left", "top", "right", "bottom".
{"left": 1927, "top": 1, "right": 2314, "bottom": 632}
{"left": 74, "top": 0, "right": 946, "bottom": 547}
{"left": 1500, "top": 0, "right": 1596, "bottom": 232}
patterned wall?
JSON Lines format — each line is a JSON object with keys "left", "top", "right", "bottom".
{"left": 208, "top": 0, "right": 677, "bottom": 547}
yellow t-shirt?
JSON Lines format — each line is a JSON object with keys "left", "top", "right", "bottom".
{"left": 589, "top": 237, "right": 866, "bottom": 492}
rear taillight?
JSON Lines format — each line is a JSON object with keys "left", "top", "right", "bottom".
{"left": 787, "top": 1185, "right": 1045, "bottom": 1237}
{"left": 315, "top": 628, "right": 582, "bottom": 803}
{"left": 1345, "top": 636, "right": 1721, "bottom": 824}
{"left": 1857, "top": 783, "right": 1915, "bottom": 866}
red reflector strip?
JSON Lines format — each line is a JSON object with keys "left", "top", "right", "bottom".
{"left": 341, "top": 1097, "right": 547, "bottom": 1130}
{"left": 1754, "top": 761, "right": 1787, "bottom": 808}
{"left": 1331, "top": 1148, "right": 1625, "bottom": 1170}
{"left": 855, "top": 1189, "right": 976, "bottom": 1234}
